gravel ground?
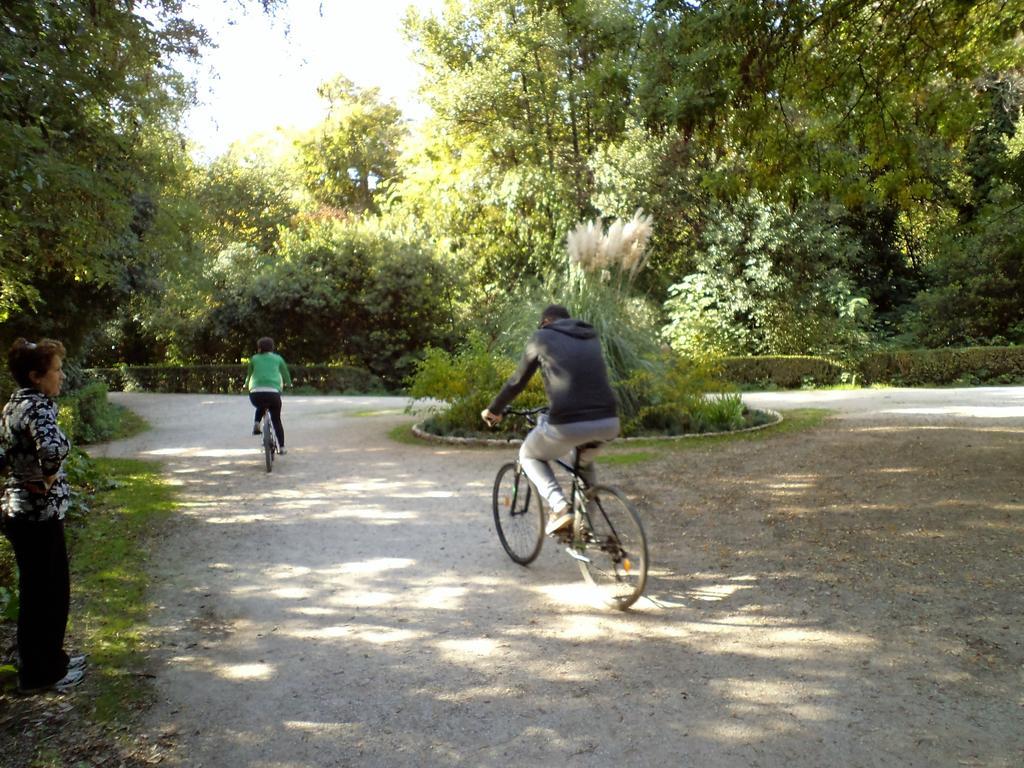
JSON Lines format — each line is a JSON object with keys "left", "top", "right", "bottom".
{"left": 75, "top": 389, "right": 1024, "bottom": 768}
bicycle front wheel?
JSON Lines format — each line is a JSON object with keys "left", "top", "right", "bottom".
{"left": 576, "top": 485, "right": 648, "bottom": 609}
{"left": 263, "top": 419, "right": 274, "bottom": 473}
{"left": 492, "top": 462, "right": 544, "bottom": 565}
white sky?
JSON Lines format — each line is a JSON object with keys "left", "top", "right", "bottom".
{"left": 181, "top": 0, "right": 447, "bottom": 157}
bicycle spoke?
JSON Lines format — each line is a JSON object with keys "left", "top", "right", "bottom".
{"left": 576, "top": 486, "right": 648, "bottom": 609}
{"left": 492, "top": 462, "right": 544, "bottom": 565}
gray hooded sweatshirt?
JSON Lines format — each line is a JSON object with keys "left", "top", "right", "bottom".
{"left": 488, "top": 318, "right": 618, "bottom": 425}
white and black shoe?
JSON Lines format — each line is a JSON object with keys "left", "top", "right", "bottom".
{"left": 17, "top": 666, "right": 86, "bottom": 695}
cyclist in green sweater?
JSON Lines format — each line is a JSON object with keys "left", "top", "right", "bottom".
{"left": 245, "top": 337, "right": 293, "bottom": 454}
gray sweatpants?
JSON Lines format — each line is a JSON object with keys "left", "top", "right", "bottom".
{"left": 519, "top": 415, "right": 620, "bottom": 513}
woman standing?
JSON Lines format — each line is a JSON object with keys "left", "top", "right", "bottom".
{"left": 1, "top": 338, "right": 85, "bottom": 693}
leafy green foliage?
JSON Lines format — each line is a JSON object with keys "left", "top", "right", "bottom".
{"left": 0, "top": 586, "right": 16, "bottom": 622}
{"left": 0, "top": 1, "right": 291, "bottom": 369}
{"left": 407, "top": 318, "right": 740, "bottom": 437}
{"left": 297, "top": 77, "right": 406, "bottom": 214}
{"left": 65, "top": 458, "right": 177, "bottom": 720}
{"left": 620, "top": 355, "right": 743, "bottom": 435}
{"left": 718, "top": 356, "right": 845, "bottom": 390}
{"left": 401, "top": 0, "right": 1024, "bottom": 359}
{"left": 909, "top": 83, "right": 1024, "bottom": 346}
{"left": 857, "top": 346, "right": 1024, "bottom": 386}
{"left": 663, "top": 195, "right": 873, "bottom": 358}
{"left": 6, "top": 0, "right": 1024, "bottom": 379}
{"left": 162, "top": 218, "right": 458, "bottom": 385}
{"left": 407, "top": 331, "right": 546, "bottom": 437}
{"left": 401, "top": 0, "right": 642, "bottom": 292}
{"left": 0, "top": 2, "right": 203, "bottom": 337}
{"left": 57, "top": 382, "right": 122, "bottom": 445}
{"left": 193, "top": 155, "right": 299, "bottom": 255}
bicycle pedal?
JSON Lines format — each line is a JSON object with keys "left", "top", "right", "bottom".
{"left": 565, "top": 547, "right": 591, "bottom": 564}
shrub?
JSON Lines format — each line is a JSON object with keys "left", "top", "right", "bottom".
{"left": 715, "top": 347, "right": 1024, "bottom": 388}
{"left": 717, "top": 356, "right": 846, "bottom": 389}
{"left": 87, "top": 365, "right": 245, "bottom": 393}
{"left": 58, "top": 381, "right": 121, "bottom": 444}
{"left": 409, "top": 334, "right": 742, "bottom": 438}
{"left": 857, "top": 346, "right": 1024, "bottom": 386}
{"left": 662, "top": 194, "right": 871, "bottom": 359}
{"left": 177, "top": 219, "right": 460, "bottom": 386}
{"left": 288, "top": 365, "right": 386, "bottom": 394}
{"left": 694, "top": 393, "right": 747, "bottom": 432}
{"left": 622, "top": 355, "right": 741, "bottom": 435}
{"left": 407, "top": 332, "right": 546, "bottom": 437}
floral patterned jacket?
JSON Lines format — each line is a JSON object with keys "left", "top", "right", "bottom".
{"left": 0, "top": 388, "right": 72, "bottom": 522}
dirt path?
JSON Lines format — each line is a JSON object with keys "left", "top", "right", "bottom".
{"left": 92, "top": 391, "right": 1024, "bottom": 768}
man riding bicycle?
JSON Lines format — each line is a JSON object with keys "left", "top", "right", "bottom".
{"left": 481, "top": 304, "right": 619, "bottom": 535}
{"left": 245, "top": 337, "right": 293, "bottom": 454}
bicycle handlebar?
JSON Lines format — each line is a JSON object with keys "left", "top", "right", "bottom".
{"left": 502, "top": 406, "right": 549, "bottom": 417}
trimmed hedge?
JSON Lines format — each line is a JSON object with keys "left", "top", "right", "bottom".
{"left": 856, "top": 346, "right": 1024, "bottom": 386}
{"left": 719, "top": 346, "right": 1024, "bottom": 388}
{"left": 57, "top": 381, "right": 119, "bottom": 444}
{"left": 86, "top": 364, "right": 385, "bottom": 394}
{"left": 718, "top": 356, "right": 845, "bottom": 389}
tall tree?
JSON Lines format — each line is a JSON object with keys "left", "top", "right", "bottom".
{"left": 402, "top": 0, "right": 641, "bottom": 288}
{"left": 296, "top": 77, "right": 406, "bottom": 214}
{"left": 0, "top": 0, "right": 283, "bottom": 349}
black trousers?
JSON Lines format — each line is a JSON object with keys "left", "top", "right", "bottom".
{"left": 249, "top": 391, "right": 285, "bottom": 447}
{"left": 3, "top": 515, "right": 70, "bottom": 688}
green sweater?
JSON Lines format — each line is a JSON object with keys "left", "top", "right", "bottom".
{"left": 245, "top": 352, "right": 292, "bottom": 392}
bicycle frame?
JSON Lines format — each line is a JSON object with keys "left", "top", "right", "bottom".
{"left": 505, "top": 408, "right": 599, "bottom": 542}
{"left": 494, "top": 406, "right": 649, "bottom": 609}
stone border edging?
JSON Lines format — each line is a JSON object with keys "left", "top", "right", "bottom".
{"left": 410, "top": 408, "right": 783, "bottom": 447}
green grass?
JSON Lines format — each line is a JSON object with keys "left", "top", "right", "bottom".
{"left": 65, "top": 458, "right": 177, "bottom": 719}
{"left": 109, "top": 403, "right": 149, "bottom": 440}
{"left": 388, "top": 422, "right": 424, "bottom": 445}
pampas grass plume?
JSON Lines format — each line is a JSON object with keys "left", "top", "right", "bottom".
{"left": 566, "top": 209, "right": 653, "bottom": 278}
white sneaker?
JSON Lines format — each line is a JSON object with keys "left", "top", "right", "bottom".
{"left": 54, "top": 667, "right": 86, "bottom": 692}
{"left": 278, "top": 447, "right": 287, "bottom": 455}
{"left": 545, "top": 506, "right": 573, "bottom": 536}
{"left": 17, "top": 666, "right": 85, "bottom": 695}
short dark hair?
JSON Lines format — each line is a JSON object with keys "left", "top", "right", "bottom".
{"left": 8, "top": 338, "right": 66, "bottom": 388}
{"left": 257, "top": 337, "right": 274, "bottom": 353}
{"left": 539, "top": 304, "right": 570, "bottom": 327}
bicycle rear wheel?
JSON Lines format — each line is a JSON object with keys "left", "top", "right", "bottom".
{"left": 576, "top": 485, "right": 648, "bottom": 609}
{"left": 263, "top": 417, "right": 274, "bottom": 472}
{"left": 492, "top": 462, "right": 544, "bottom": 565}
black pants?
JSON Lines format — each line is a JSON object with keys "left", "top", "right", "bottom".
{"left": 249, "top": 391, "right": 285, "bottom": 447}
{"left": 3, "top": 515, "right": 70, "bottom": 688}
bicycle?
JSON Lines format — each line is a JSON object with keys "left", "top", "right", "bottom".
{"left": 491, "top": 407, "right": 649, "bottom": 609}
{"left": 260, "top": 409, "right": 278, "bottom": 473}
